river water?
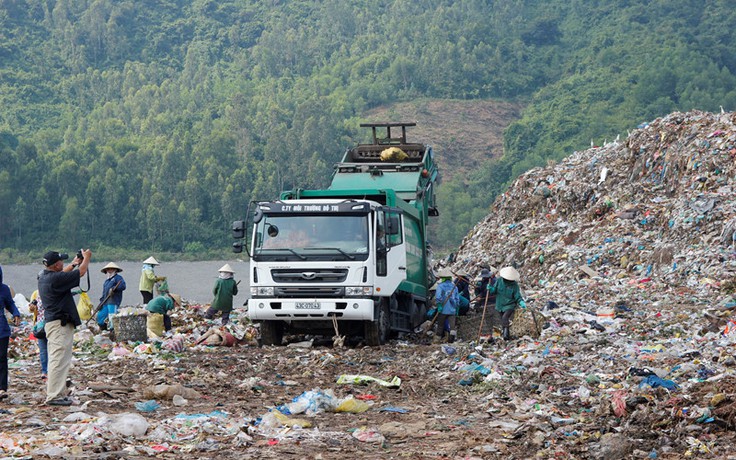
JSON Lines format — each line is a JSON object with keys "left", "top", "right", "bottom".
{"left": 1, "top": 260, "right": 251, "bottom": 306}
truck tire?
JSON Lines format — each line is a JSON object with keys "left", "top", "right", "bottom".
{"left": 364, "top": 300, "right": 390, "bottom": 346}
{"left": 260, "top": 320, "right": 284, "bottom": 346}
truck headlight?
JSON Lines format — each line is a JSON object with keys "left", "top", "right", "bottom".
{"left": 250, "top": 287, "right": 274, "bottom": 296}
{"left": 346, "top": 286, "right": 372, "bottom": 296}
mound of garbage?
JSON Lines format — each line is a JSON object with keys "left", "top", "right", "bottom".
{"left": 441, "top": 110, "right": 736, "bottom": 457}
{"left": 454, "top": 109, "right": 736, "bottom": 315}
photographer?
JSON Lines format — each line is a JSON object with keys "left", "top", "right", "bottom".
{"left": 38, "top": 249, "right": 91, "bottom": 406}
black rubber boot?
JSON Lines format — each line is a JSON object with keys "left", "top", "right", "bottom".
{"left": 448, "top": 330, "right": 457, "bottom": 343}
{"left": 502, "top": 327, "right": 510, "bottom": 341}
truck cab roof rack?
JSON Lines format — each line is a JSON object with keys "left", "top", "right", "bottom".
{"left": 359, "top": 122, "right": 417, "bottom": 146}
{"left": 345, "top": 122, "right": 425, "bottom": 163}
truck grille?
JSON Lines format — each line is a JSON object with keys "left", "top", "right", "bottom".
{"left": 275, "top": 287, "right": 345, "bottom": 297}
{"left": 271, "top": 268, "right": 348, "bottom": 283}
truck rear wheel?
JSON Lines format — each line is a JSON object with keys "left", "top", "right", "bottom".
{"left": 364, "top": 300, "right": 390, "bottom": 346}
{"left": 260, "top": 320, "right": 284, "bottom": 346}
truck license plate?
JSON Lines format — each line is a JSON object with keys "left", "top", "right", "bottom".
{"left": 295, "top": 301, "right": 321, "bottom": 310}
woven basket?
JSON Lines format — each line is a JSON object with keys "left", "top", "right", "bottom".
{"left": 112, "top": 312, "right": 148, "bottom": 343}
{"left": 510, "top": 307, "right": 545, "bottom": 339}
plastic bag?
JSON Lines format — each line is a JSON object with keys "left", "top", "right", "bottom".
{"left": 335, "top": 397, "right": 371, "bottom": 413}
{"left": 155, "top": 279, "right": 169, "bottom": 296}
{"left": 77, "top": 292, "right": 94, "bottom": 321}
{"left": 135, "top": 400, "right": 161, "bottom": 412}
{"left": 336, "top": 374, "right": 402, "bottom": 388}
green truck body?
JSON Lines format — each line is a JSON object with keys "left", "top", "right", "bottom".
{"left": 235, "top": 123, "right": 439, "bottom": 345}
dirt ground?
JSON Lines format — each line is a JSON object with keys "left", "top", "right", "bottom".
{"left": 2, "top": 304, "right": 736, "bottom": 459}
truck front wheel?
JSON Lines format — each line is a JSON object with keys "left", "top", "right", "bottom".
{"left": 364, "top": 300, "right": 390, "bottom": 346}
{"left": 260, "top": 320, "right": 284, "bottom": 346}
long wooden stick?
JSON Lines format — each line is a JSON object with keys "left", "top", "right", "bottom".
{"left": 87, "top": 280, "right": 122, "bottom": 327}
{"left": 477, "top": 292, "right": 491, "bottom": 343}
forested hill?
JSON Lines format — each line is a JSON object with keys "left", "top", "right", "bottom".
{"left": 1, "top": 0, "right": 736, "bottom": 258}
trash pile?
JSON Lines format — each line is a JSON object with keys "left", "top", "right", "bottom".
{"left": 455, "top": 110, "right": 736, "bottom": 309}
{"left": 444, "top": 109, "right": 736, "bottom": 456}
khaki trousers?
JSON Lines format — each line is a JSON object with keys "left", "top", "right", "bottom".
{"left": 45, "top": 320, "right": 75, "bottom": 402}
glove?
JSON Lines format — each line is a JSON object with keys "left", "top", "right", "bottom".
{"left": 519, "top": 300, "right": 527, "bottom": 309}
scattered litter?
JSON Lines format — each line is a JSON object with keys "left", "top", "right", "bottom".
{"left": 336, "top": 375, "right": 401, "bottom": 388}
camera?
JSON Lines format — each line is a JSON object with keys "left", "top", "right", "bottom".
{"left": 76, "top": 249, "right": 84, "bottom": 260}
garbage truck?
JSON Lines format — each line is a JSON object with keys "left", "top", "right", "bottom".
{"left": 232, "top": 122, "right": 439, "bottom": 345}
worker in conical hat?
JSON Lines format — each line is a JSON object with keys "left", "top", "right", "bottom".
{"left": 434, "top": 267, "right": 459, "bottom": 343}
{"left": 488, "top": 266, "right": 525, "bottom": 340}
{"left": 204, "top": 264, "right": 239, "bottom": 325}
{"left": 97, "top": 262, "right": 126, "bottom": 332}
{"left": 139, "top": 256, "right": 165, "bottom": 304}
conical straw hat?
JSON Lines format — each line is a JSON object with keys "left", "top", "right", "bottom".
{"left": 437, "top": 267, "right": 453, "bottom": 278}
{"left": 100, "top": 262, "right": 123, "bottom": 273}
{"left": 143, "top": 256, "right": 159, "bottom": 265}
{"left": 499, "top": 266, "right": 520, "bottom": 282}
{"left": 218, "top": 263, "right": 234, "bottom": 273}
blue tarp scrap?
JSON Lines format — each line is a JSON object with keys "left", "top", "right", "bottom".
{"left": 639, "top": 375, "right": 679, "bottom": 390}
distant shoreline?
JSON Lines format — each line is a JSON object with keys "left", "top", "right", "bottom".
{"left": 2, "top": 260, "right": 250, "bottom": 306}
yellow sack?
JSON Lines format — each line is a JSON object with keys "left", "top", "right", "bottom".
{"left": 147, "top": 313, "right": 165, "bottom": 338}
{"left": 77, "top": 292, "right": 94, "bottom": 321}
{"left": 380, "top": 147, "right": 408, "bottom": 162}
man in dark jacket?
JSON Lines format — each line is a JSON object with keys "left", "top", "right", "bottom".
{"left": 38, "top": 249, "right": 91, "bottom": 406}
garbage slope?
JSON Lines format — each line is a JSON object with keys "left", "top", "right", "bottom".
{"left": 454, "top": 109, "right": 736, "bottom": 313}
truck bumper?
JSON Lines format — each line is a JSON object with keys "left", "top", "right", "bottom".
{"left": 247, "top": 298, "right": 375, "bottom": 321}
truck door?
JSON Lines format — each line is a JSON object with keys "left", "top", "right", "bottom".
{"left": 374, "top": 209, "right": 407, "bottom": 295}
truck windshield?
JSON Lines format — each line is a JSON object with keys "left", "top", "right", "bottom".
{"left": 254, "top": 215, "right": 369, "bottom": 261}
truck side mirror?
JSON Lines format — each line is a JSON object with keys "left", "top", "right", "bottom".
{"left": 232, "top": 241, "right": 244, "bottom": 253}
{"left": 386, "top": 216, "right": 400, "bottom": 235}
{"left": 232, "top": 220, "right": 245, "bottom": 239}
